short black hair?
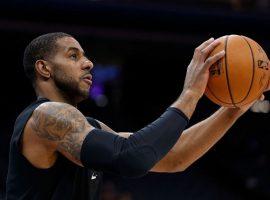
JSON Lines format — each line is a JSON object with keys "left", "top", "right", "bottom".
{"left": 23, "top": 32, "right": 73, "bottom": 85}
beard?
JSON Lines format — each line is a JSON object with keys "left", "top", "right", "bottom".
{"left": 53, "top": 64, "right": 89, "bottom": 101}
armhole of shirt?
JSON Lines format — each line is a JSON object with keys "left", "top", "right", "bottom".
{"left": 85, "top": 117, "right": 101, "bottom": 129}
{"left": 12, "top": 99, "right": 59, "bottom": 171}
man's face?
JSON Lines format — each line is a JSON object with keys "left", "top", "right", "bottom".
{"left": 49, "top": 37, "right": 93, "bottom": 101}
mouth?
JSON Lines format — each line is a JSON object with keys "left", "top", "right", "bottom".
{"left": 82, "top": 74, "right": 92, "bottom": 86}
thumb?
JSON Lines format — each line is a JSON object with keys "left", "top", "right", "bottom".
{"left": 260, "top": 94, "right": 265, "bottom": 101}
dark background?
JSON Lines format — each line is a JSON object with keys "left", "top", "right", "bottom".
{"left": 0, "top": 0, "right": 270, "bottom": 199}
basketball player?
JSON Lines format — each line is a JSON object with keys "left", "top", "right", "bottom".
{"left": 5, "top": 32, "right": 264, "bottom": 200}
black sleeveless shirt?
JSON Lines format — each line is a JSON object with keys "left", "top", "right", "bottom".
{"left": 5, "top": 98, "right": 103, "bottom": 200}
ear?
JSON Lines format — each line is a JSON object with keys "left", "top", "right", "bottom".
{"left": 35, "top": 60, "right": 51, "bottom": 79}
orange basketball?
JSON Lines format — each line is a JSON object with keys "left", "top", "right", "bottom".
{"left": 205, "top": 35, "right": 270, "bottom": 107}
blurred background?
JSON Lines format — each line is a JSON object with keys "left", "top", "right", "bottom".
{"left": 0, "top": 0, "right": 270, "bottom": 199}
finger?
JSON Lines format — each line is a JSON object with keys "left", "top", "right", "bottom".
{"left": 201, "top": 39, "right": 221, "bottom": 60}
{"left": 196, "top": 37, "right": 215, "bottom": 51}
{"left": 259, "top": 94, "right": 265, "bottom": 101}
{"left": 204, "top": 50, "right": 225, "bottom": 69}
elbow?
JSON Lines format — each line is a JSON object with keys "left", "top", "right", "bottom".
{"left": 165, "top": 160, "right": 190, "bottom": 173}
{"left": 118, "top": 159, "right": 154, "bottom": 178}
{"left": 170, "top": 165, "right": 188, "bottom": 173}
{"left": 117, "top": 146, "right": 158, "bottom": 178}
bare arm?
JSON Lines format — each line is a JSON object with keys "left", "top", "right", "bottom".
{"left": 29, "top": 102, "right": 94, "bottom": 166}
{"left": 151, "top": 107, "right": 245, "bottom": 172}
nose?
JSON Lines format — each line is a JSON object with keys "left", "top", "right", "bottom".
{"left": 82, "top": 59, "right": 94, "bottom": 71}
{"left": 82, "top": 57, "right": 94, "bottom": 71}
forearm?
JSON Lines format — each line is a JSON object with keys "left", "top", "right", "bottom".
{"left": 171, "top": 90, "right": 200, "bottom": 119}
{"left": 151, "top": 107, "right": 244, "bottom": 172}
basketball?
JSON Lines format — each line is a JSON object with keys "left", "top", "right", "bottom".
{"left": 205, "top": 35, "right": 270, "bottom": 107}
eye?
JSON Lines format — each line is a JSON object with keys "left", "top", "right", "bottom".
{"left": 70, "top": 53, "right": 77, "bottom": 60}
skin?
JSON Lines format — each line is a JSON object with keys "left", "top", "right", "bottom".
{"left": 21, "top": 36, "right": 268, "bottom": 172}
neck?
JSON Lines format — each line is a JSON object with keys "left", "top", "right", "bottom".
{"left": 36, "top": 82, "right": 79, "bottom": 107}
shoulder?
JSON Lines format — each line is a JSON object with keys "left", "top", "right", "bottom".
{"left": 22, "top": 101, "right": 96, "bottom": 167}
{"left": 33, "top": 101, "right": 86, "bottom": 126}
{"left": 34, "top": 102, "right": 81, "bottom": 118}
{"left": 29, "top": 102, "right": 89, "bottom": 141}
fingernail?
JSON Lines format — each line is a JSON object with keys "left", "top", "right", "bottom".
{"left": 209, "top": 37, "right": 214, "bottom": 41}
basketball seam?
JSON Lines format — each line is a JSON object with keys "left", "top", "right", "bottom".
{"left": 234, "top": 36, "right": 255, "bottom": 104}
{"left": 224, "top": 35, "right": 237, "bottom": 107}
{"left": 236, "top": 87, "right": 265, "bottom": 106}
{"left": 206, "top": 85, "right": 232, "bottom": 105}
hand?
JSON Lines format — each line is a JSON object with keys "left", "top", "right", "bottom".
{"left": 232, "top": 94, "right": 265, "bottom": 115}
{"left": 182, "top": 38, "right": 225, "bottom": 99}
